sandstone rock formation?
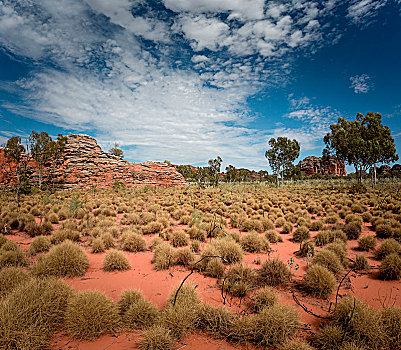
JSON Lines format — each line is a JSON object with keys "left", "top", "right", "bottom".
{"left": 297, "top": 156, "right": 346, "bottom": 176}
{"left": 0, "top": 134, "right": 187, "bottom": 189}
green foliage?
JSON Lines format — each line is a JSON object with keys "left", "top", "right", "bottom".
{"left": 265, "top": 137, "right": 300, "bottom": 186}
{"left": 108, "top": 142, "right": 124, "bottom": 158}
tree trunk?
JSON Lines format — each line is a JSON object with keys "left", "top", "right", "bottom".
{"left": 276, "top": 173, "right": 279, "bottom": 187}
{"left": 374, "top": 163, "right": 377, "bottom": 188}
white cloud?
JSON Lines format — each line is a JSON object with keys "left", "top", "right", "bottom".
{"left": 162, "top": 0, "right": 265, "bottom": 20}
{"left": 347, "top": 0, "right": 387, "bottom": 23}
{"left": 350, "top": 74, "right": 373, "bottom": 94}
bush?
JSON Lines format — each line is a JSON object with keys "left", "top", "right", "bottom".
{"left": 153, "top": 242, "right": 175, "bottom": 270}
{"left": 343, "top": 222, "right": 362, "bottom": 240}
{"left": 142, "top": 221, "right": 163, "bottom": 235}
{"left": 331, "top": 297, "right": 384, "bottom": 349}
{"left": 240, "top": 231, "right": 269, "bottom": 253}
{"left": 208, "top": 237, "right": 243, "bottom": 264}
{"left": 310, "top": 220, "right": 324, "bottom": 231}
{"left": 279, "top": 340, "right": 314, "bottom": 350}
{"left": 375, "top": 238, "right": 401, "bottom": 260}
{"left": 303, "top": 264, "right": 336, "bottom": 298}
{"left": 379, "top": 253, "right": 401, "bottom": 280}
{"left": 32, "top": 240, "right": 89, "bottom": 277}
{"left": 161, "top": 284, "right": 200, "bottom": 339}
{"left": 103, "top": 250, "right": 131, "bottom": 271}
{"left": 353, "top": 254, "right": 369, "bottom": 271}
{"left": 25, "top": 221, "right": 53, "bottom": 237}
{"left": 245, "top": 304, "right": 300, "bottom": 348}
{"left": 100, "top": 231, "right": 115, "bottom": 249}
{"left": 196, "top": 303, "right": 235, "bottom": 338}
{"left": 90, "top": 237, "right": 105, "bottom": 253}
{"left": 265, "top": 229, "right": 282, "bottom": 243}
{"left": 0, "top": 241, "right": 27, "bottom": 269}
{"left": 50, "top": 228, "right": 80, "bottom": 244}
{"left": 381, "top": 307, "right": 401, "bottom": 349}
{"left": 122, "top": 297, "right": 159, "bottom": 329}
{"left": 358, "top": 235, "right": 377, "bottom": 251}
{"left": 293, "top": 226, "right": 310, "bottom": 242}
{"left": 28, "top": 235, "right": 51, "bottom": 255}
{"left": 138, "top": 326, "right": 175, "bottom": 350}
{"left": 314, "top": 324, "right": 343, "bottom": 350}
{"left": 174, "top": 247, "right": 194, "bottom": 266}
{"left": 187, "top": 226, "right": 207, "bottom": 241}
{"left": 252, "top": 286, "right": 277, "bottom": 312}
{"left": 0, "top": 267, "right": 30, "bottom": 297}
{"left": 204, "top": 258, "right": 225, "bottom": 278}
{"left": 0, "top": 277, "right": 72, "bottom": 349}
{"left": 170, "top": 230, "right": 189, "bottom": 247}
{"left": 223, "top": 263, "right": 256, "bottom": 298}
{"left": 312, "top": 249, "right": 344, "bottom": 275}
{"left": 281, "top": 222, "right": 293, "bottom": 234}
{"left": 375, "top": 224, "right": 393, "bottom": 239}
{"left": 64, "top": 290, "right": 120, "bottom": 339}
{"left": 326, "top": 241, "right": 348, "bottom": 267}
{"left": 258, "top": 258, "right": 291, "bottom": 286}
{"left": 299, "top": 241, "right": 315, "bottom": 258}
{"left": 122, "top": 233, "right": 146, "bottom": 252}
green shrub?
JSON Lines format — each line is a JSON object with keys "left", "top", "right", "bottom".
{"left": 138, "top": 326, "right": 175, "bottom": 350}
{"left": 252, "top": 286, "right": 277, "bottom": 312}
{"left": 258, "top": 257, "right": 290, "bottom": 286}
{"left": 358, "top": 235, "right": 377, "bottom": 251}
{"left": 312, "top": 249, "right": 344, "bottom": 275}
{"left": 64, "top": 290, "right": 120, "bottom": 339}
{"left": 375, "top": 238, "right": 401, "bottom": 260}
{"left": 103, "top": 250, "right": 131, "bottom": 271}
{"left": 32, "top": 240, "right": 89, "bottom": 277}
{"left": 293, "top": 226, "right": 310, "bottom": 242}
{"left": 379, "top": 253, "right": 401, "bottom": 280}
{"left": 0, "top": 277, "right": 72, "bottom": 349}
{"left": 303, "top": 264, "right": 336, "bottom": 298}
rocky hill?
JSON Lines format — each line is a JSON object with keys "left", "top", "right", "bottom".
{"left": 0, "top": 134, "right": 187, "bottom": 189}
{"left": 297, "top": 156, "right": 346, "bottom": 176}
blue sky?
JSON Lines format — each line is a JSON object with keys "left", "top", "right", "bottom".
{"left": 0, "top": 0, "right": 400, "bottom": 172}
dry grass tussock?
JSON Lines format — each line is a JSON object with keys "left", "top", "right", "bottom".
{"left": 258, "top": 257, "right": 291, "bottom": 286}
{"left": 0, "top": 267, "right": 31, "bottom": 298}
{"left": 138, "top": 326, "right": 175, "bottom": 350}
{"left": 0, "top": 277, "right": 72, "bottom": 350}
{"left": 64, "top": 290, "right": 120, "bottom": 339}
{"left": 103, "top": 250, "right": 131, "bottom": 271}
{"left": 303, "top": 264, "right": 336, "bottom": 298}
{"left": 32, "top": 240, "right": 89, "bottom": 277}
{"left": 28, "top": 235, "right": 51, "bottom": 255}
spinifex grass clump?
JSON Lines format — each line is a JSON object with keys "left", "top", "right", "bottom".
{"left": 375, "top": 238, "right": 401, "bottom": 260}
{"left": 153, "top": 242, "right": 175, "bottom": 270}
{"left": 174, "top": 247, "right": 194, "bottom": 266}
{"left": 252, "top": 286, "right": 277, "bottom": 312}
{"left": 195, "top": 303, "right": 235, "bottom": 338}
{"left": 28, "top": 235, "right": 51, "bottom": 255}
{"left": 379, "top": 253, "right": 401, "bottom": 280}
{"left": 0, "top": 277, "right": 72, "bottom": 350}
{"left": 292, "top": 226, "right": 310, "bottom": 242}
{"left": 0, "top": 240, "right": 27, "bottom": 269}
{"left": 223, "top": 263, "right": 257, "bottom": 298}
{"left": 161, "top": 284, "right": 200, "bottom": 339}
{"left": 118, "top": 289, "right": 159, "bottom": 329}
{"left": 358, "top": 235, "right": 377, "bottom": 251}
{"left": 170, "top": 230, "right": 189, "bottom": 247}
{"left": 353, "top": 254, "right": 369, "bottom": 271}
{"left": 258, "top": 257, "right": 291, "bottom": 286}
{"left": 64, "top": 290, "right": 120, "bottom": 339}
{"left": 121, "top": 232, "right": 146, "bottom": 252}
{"left": 138, "top": 326, "right": 175, "bottom": 350}
{"left": 239, "top": 231, "right": 270, "bottom": 253}
{"left": 32, "top": 240, "right": 89, "bottom": 277}
{"left": 303, "top": 264, "right": 336, "bottom": 298}
{"left": 0, "top": 267, "right": 30, "bottom": 297}
{"left": 312, "top": 249, "right": 344, "bottom": 276}
{"left": 103, "top": 250, "right": 131, "bottom": 271}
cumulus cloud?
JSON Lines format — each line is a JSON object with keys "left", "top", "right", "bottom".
{"left": 349, "top": 74, "right": 373, "bottom": 94}
{"left": 0, "top": 0, "right": 390, "bottom": 169}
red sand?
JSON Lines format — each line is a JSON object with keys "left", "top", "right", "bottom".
{"left": 6, "top": 214, "right": 401, "bottom": 350}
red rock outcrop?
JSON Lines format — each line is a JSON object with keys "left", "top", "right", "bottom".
{"left": 0, "top": 134, "right": 187, "bottom": 189}
{"left": 297, "top": 156, "right": 346, "bottom": 176}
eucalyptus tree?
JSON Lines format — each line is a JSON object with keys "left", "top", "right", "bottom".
{"left": 265, "top": 137, "right": 300, "bottom": 187}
